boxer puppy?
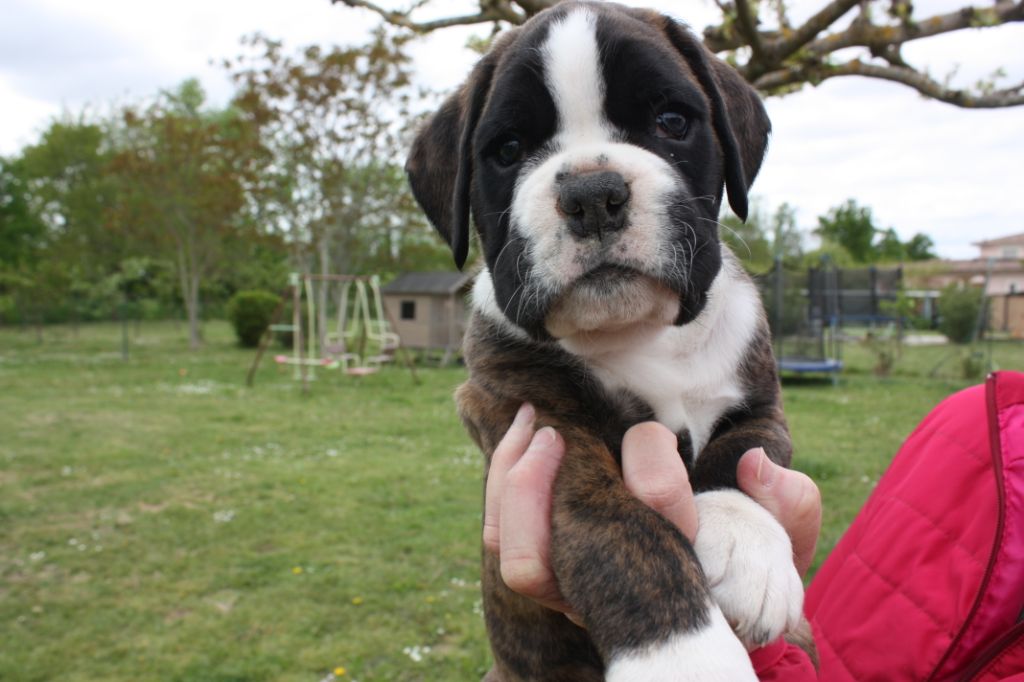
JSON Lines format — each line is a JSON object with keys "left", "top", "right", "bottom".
{"left": 407, "top": 2, "right": 803, "bottom": 679}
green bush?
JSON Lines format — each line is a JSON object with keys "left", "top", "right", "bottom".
{"left": 226, "top": 290, "right": 280, "bottom": 347}
{"left": 937, "top": 284, "right": 985, "bottom": 344}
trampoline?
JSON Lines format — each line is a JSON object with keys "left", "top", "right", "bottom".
{"left": 759, "top": 258, "right": 844, "bottom": 382}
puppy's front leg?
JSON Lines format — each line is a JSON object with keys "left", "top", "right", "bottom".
{"left": 548, "top": 424, "right": 756, "bottom": 681}
{"left": 691, "top": 415, "right": 805, "bottom": 649}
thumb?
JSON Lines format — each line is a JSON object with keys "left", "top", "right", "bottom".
{"left": 736, "top": 448, "right": 821, "bottom": 576}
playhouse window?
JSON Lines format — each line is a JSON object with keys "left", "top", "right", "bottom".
{"left": 401, "top": 300, "right": 416, "bottom": 320}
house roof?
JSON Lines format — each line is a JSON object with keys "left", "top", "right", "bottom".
{"left": 381, "top": 271, "right": 475, "bottom": 295}
{"left": 973, "top": 232, "right": 1024, "bottom": 248}
{"left": 905, "top": 259, "right": 1024, "bottom": 275}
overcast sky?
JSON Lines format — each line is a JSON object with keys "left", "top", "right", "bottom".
{"left": 2, "top": 0, "right": 1022, "bottom": 259}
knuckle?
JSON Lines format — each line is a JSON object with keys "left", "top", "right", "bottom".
{"left": 482, "top": 520, "right": 500, "bottom": 555}
{"left": 790, "top": 472, "right": 822, "bottom": 519}
{"left": 500, "top": 552, "right": 547, "bottom": 594}
{"left": 625, "top": 421, "right": 676, "bottom": 447}
{"left": 637, "top": 480, "right": 687, "bottom": 512}
{"left": 502, "top": 463, "right": 538, "bottom": 495}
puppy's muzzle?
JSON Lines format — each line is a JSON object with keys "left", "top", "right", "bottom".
{"left": 557, "top": 170, "right": 630, "bottom": 241}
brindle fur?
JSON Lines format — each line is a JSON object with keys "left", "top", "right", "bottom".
{"left": 458, "top": 309, "right": 790, "bottom": 679}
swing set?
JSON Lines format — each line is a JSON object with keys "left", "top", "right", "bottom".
{"left": 246, "top": 273, "right": 418, "bottom": 389}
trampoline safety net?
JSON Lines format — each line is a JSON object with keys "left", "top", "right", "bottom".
{"left": 755, "top": 261, "right": 902, "bottom": 375}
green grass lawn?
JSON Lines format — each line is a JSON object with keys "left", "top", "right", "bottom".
{"left": 1, "top": 321, "right": 1020, "bottom": 681}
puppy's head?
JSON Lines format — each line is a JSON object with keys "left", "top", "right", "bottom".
{"left": 407, "top": 1, "right": 770, "bottom": 341}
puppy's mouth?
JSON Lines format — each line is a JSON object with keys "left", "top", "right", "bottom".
{"left": 543, "top": 264, "right": 680, "bottom": 339}
{"left": 578, "top": 263, "right": 641, "bottom": 287}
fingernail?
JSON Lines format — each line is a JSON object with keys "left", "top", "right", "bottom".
{"left": 755, "top": 449, "right": 776, "bottom": 487}
{"left": 529, "top": 426, "right": 556, "bottom": 450}
{"left": 513, "top": 402, "right": 535, "bottom": 427}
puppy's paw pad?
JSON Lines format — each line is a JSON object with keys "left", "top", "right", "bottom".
{"left": 605, "top": 606, "right": 757, "bottom": 682}
{"left": 694, "top": 490, "right": 804, "bottom": 648}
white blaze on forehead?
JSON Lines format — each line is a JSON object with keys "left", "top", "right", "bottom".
{"left": 542, "top": 8, "right": 614, "bottom": 145}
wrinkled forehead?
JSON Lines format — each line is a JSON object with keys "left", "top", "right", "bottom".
{"left": 479, "top": 3, "right": 708, "bottom": 138}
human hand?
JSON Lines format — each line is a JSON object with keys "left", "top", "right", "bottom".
{"left": 483, "top": 404, "right": 821, "bottom": 619}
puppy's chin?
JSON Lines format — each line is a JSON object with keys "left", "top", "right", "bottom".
{"left": 544, "top": 268, "right": 679, "bottom": 341}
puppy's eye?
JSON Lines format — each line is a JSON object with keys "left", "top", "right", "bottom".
{"left": 655, "top": 111, "right": 689, "bottom": 140}
{"left": 496, "top": 137, "right": 523, "bottom": 166}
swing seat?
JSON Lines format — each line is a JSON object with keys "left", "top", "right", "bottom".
{"left": 345, "top": 366, "right": 379, "bottom": 377}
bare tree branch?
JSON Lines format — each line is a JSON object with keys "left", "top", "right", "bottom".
{"left": 806, "top": 0, "right": 1024, "bottom": 58}
{"left": 765, "top": 0, "right": 862, "bottom": 63}
{"left": 755, "top": 59, "right": 1024, "bottom": 108}
{"left": 331, "top": 0, "right": 1024, "bottom": 109}
{"left": 704, "top": 0, "right": 861, "bottom": 54}
{"left": 733, "top": 0, "right": 768, "bottom": 63}
{"left": 513, "top": 0, "right": 558, "bottom": 14}
{"left": 330, "top": 0, "right": 526, "bottom": 32}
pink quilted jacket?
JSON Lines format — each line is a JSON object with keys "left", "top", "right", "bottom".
{"left": 755, "top": 371, "right": 1024, "bottom": 681}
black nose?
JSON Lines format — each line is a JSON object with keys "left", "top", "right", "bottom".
{"left": 557, "top": 171, "right": 630, "bottom": 241}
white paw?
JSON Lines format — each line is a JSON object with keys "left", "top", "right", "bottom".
{"left": 605, "top": 605, "right": 757, "bottom": 682}
{"left": 693, "top": 489, "right": 804, "bottom": 648}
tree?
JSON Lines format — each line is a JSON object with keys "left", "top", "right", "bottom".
{"left": 18, "top": 120, "right": 124, "bottom": 299}
{"left": 720, "top": 205, "right": 773, "bottom": 272}
{"left": 816, "top": 198, "right": 937, "bottom": 264}
{"left": 109, "top": 80, "right": 260, "bottom": 349}
{"left": 815, "top": 199, "right": 880, "bottom": 264}
{"left": 770, "top": 203, "right": 804, "bottom": 264}
{"left": 721, "top": 200, "right": 804, "bottom": 273}
{"left": 904, "top": 233, "right": 937, "bottom": 261}
{"left": 876, "top": 227, "right": 908, "bottom": 262}
{"left": 1, "top": 122, "right": 123, "bottom": 328}
{"left": 0, "top": 157, "right": 46, "bottom": 270}
{"left": 331, "top": 0, "right": 1024, "bottom": 109}
{"left": 226, "top": 30, "right": 430, "bottom": 281}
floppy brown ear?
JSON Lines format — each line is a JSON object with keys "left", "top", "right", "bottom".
{"left": 660, "top": 19, "right": 770, "bottom": 222}
{"left": 406, "top": 48, "right": 501, "bottom": 270}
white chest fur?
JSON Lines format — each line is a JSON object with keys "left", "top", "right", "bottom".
{"left": 473, "top": 252, "right": 762, "bottom": 458}
{"left": 558, "top": 257, "right": 760, "bottom": 456}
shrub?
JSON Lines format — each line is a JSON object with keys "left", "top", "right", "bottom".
{"left": 226, "top": 290, "right": 280, "bottom": 347}
{"left": 937, "top": 284, "right": 985, "bottom": 345}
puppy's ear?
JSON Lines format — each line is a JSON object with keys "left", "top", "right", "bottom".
{"left": 661, "top": 19, "right": 770, "bottom": 222}
{"left": 406, "top": 48, "right": 501, "bottom": 270}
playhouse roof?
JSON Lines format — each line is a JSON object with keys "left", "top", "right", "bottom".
{"left": 381, "top": 271, "right": 475, "bottom": 296}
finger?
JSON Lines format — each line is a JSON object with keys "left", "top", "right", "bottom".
{"left": 499, "top": 426, "right": 574, "bottom": 614}
{"left": 737, "top": 448, "right": 822, "bottom": 576}
{"left": 621, "top": 422, "right": 698, "bottom": 542}
{"left": 483, "top": 403, "right": 536, "bottom": 555}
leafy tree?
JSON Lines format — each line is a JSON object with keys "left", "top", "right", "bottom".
{"left": 2, "top": 133, "right": 113, "bottom": 328}
{"left": 816, "top": 199, "right": 938, "bottom": 264}
{"left": 770, "top": 203, "right": 804, "bottom": 265}
{"left": 904, "top": 233, "right": 937, "bottom": 261}
{"left": 331, "top": 0, "right": 1024, "bottom": 108}
{"left": 876, "top": 227, "right": 937, "bottom": 262}
{"left": 721, "top": 200, "right": 803, "bottom": 273}
{"left": 19, "top": 119, "right": 121, "bottom": 281}
{"left": 109, "top": 79, "right": 261, "bottom": 349}
{"left": 815, "top": 199, "right": 879, "bottom": 263}
{"left": 226, "top": 31, "right": 428, "bottom": 279}
{"left": 720, "top": 207, "right": 773, "bottom": 272}
{"left": 0, "top": 157, "right": 46, "bottom": 269}
{"left": 876, "top": 227, "right": 908, "bottom": 262}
